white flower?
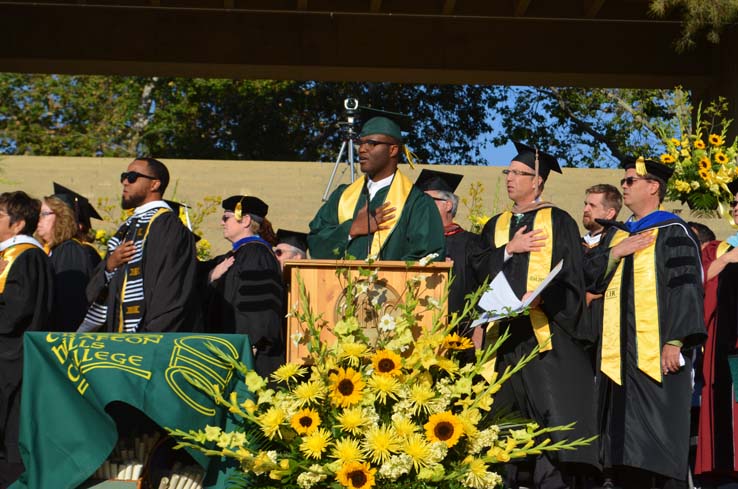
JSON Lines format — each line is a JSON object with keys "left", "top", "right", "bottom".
{"left": 291, "top": 331, "right": 304, "bottom": 347}
{"left": 378, "top": 313, "right": 396, "bottom": 332}
{"left": 418, "top": 253, "right": 439, "bottom": 266}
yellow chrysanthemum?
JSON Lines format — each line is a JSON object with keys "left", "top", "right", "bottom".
{"left": 407, "top": 382, "right": 437, "bottom": 415}
{"left": 329, "top": 367, "right": 365, "bottom": 407}
{"left": 362, "top": 425, "right": 402, "bottom": 464}
{"left": 392, "top": 417, "right": 418, "bottom": 439}
{"left": 442, "top": 333, "right": 474, "bottom": 350}
{"left": 715, "top": 152, "right": 729, "bottom": 164}
{"left": 709, "top": 134, "right": 724, "bottom": 146}
{"left": 292, "top": 380, "right": 326, "bottom": 407}
{"left": 271, "top": 363, "right": 307, "bottom": 383}
{"left": 367, "top": 374, "right": 401, "bottom": 404}
{"left": 660, "top": 154, "right": 676, "bottom": 164}
{"left": 699, "top": 157, "right": 712, "bottom": 171}
{"left": 699, "top": 169, "right": 710, "bottom": 180}
{"left": 371, "top": 350, "right": 403, "bottom": 376}
{"left": 336, "top": 406, "right": 368, "bottom": 435}
{"left": 694, "top": 139, "right": 706, "bottom": 149}
{"left": 336, "top": 461, "right": 376, "bottom": 489}
{"left": 402, "top": 433, "right": 433, "bottom": 470}
{"left": 331, "top": 437, "right": 364, "bottom": 464}
{"left": 338, "top": 341, "right": 369, "bottom": 367}
{"left": 300, "top": 428, "right": 332, "bottom": 460}
{"left": 290, "top": 408, "right": 321, "bottom": 435}
{"left": 424, "top": 411, "right": 464, "bottom": 447}
{"left": 258, "top": 406, "right": 286, "bottom": 440}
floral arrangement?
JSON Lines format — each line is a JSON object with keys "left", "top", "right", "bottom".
{"left": 659, "top": 93, "right": 738, "bottom": 214}
{"left": 168, "top": 260, "right": 594, "bottom": 489}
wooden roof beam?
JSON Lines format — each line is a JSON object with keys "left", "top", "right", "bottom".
{"left": 297, "top": 0, "right": 308, "bottom": 10}
{"left": 370, "top": 0, "right": 382, "bottom": 13}
{"left": 584, "top": 0, "right": 606, "bottom": 18}
{"left": 442, "top": 0, "right": 456, "bottom": 15}
{"left": 513, "top": 0, "right": 531, "bottom": 17}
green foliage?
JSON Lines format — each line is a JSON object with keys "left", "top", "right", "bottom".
{"left": 650, "top": 0, "right": 738, "bottom": 51}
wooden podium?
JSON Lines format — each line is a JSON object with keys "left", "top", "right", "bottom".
{"left": 283, "top": 259, "right": 452, "bottom": 364}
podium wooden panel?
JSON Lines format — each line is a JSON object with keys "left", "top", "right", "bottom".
{"left": 283, "top": 259, "right": 451, "bottom": 364}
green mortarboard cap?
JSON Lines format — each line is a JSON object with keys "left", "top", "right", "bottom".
{"left": 277, "top": 229, "right": 308, "bottom": 253}
{"left": 622, "top": 157, "right": 674, "bottom": 183}
{"left": 358, "top": 108, "right": 412, "bottom": 143}
{"left": 414, "top": 169, "right": 463, "bottom": 193}
{"left": 511, "top": 141, "right": 562, "bottom": 181}
{"left": 52, "top": 182, "right": 102, "bottom": 228}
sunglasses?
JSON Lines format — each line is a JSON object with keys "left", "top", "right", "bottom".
{"left": 354, "top": 138, "right": 394, "bottom": 149}
{"left": 120, "top": 171, "right": 157, "bottom": 184}
{"left": 730, "top": 200, "right": 738, "bottom": 208}
{"left": 502, "top": 169, "right": 536, "bottom": 177}
{"left": 620, "top": 176, "right": 653, "bottom": 187}
{"left": 221, "top": 214, "right": 234, "bottom": 223}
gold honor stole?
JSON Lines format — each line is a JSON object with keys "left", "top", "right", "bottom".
{"left": 493, "top": 208, "right": 554, "bottom": 352}
{"left": 716, "top": 241, "right": 733, "bottom": 258}
{"left": 0, "top": 243, "right": 37, "bottom": 293}
{"left": 337, "top": 171, "right": 414, "bottom": 257}
{"left": 601, "top": 228, "right": 661, "bottom": 385}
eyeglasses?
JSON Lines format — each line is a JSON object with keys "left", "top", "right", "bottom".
{"left": 221, "top": 214, "right": 234, "bottom": 223}
{"left": 502, "top": 169, "right": 536, "bottom": 177}
{"left": 120, "top": 171, "right": 157, "bottom": 184}
{"left": 730, "top": 200, "right": 738, "bottom": 208}
{"left": 273, "top": 248, "right": 284, "bottom": 257}
{"left": 354, "top": 138, "right": 393, "bottom": 149}
{"left": 40, "top": 211, "right": 55, "bottom": 218}
{"left": 432, "top": 197, "right": 448, "bottom": 202}
{"left": 620, "top": 176, "right": 653, "bottom": 187}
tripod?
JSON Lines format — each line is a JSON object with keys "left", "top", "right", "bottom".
{"left": 322, "top": 98, "right": 361, "bottom": 202}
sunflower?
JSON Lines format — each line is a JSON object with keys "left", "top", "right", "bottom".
{"left": 329, "top": 367, "right": 365, "bottom": 407}
{"left": 271, "top": 363, "right": 307, "bottom": 384}
{"left": 292, "top": 380, "right": 326, "bottom": 407}
{"left": 336, "top": 406, "right": 368, "bottom": 435}
{"left": 425, "top": 411, "right": 464, "bottom": 447}
{"left": 336, "top": 461, "right": 376, "bottom": 489}
{"left": 694, "top": 139, "right": 706, "bottom": 149}
{"left": 300, "top": 428, "right": 332, "bottom": 459}
{"left": 698, "top": 157, "right": 712, "bottom": 171}
{"left": 659, "top": 154, "right": 675, "bottom": 164}
{"left": 290, "top": 408, "right": 321, "bottom": 435}
{"left": 699, "top": 169, "right": 710, "bottom": 180}
{"left": 331, "top": 437, "right": 364, "bottom": 464}
{"left": 442, "top": 333, "right": 474, "bottom": 350}
{"left": 709, "top": 133, "right": 724, "bottom": 146}
{"left": 362, "top": 424, "right": 402, "bottom": 464}
{"left": 715, "top": 152, "right": 729, "bottom": 164}
{"left": 371, "top": 350, "right": 403, "bottom": 376}
{"left": 670, "top": 138, "right": 681, "bottom": 147}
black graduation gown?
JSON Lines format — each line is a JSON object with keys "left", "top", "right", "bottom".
{"left": 86, "top": 212, "right": 202, "bottom": 333}
{"left": 471, "top": 206, "right": 599, "bottom": 468}
{"left": 446, "top": 227, "right": 480, "bottom": 317}
{"left": 79, "top": 240, "right": 102, "bottom": 267}
{"left": 48, "top": 239, "right": 96, "bottom": 331}
{"left": 589, "top": 217, "right": 706, "bottom": 480}
{"left": 202, "top": 240, "right": 284, "bottom": 378}
{"left": 581, "top": 228, "right": 618, "bottom": 361}
{"left": 0, "top": 245, "right": 53, "bottom": 465}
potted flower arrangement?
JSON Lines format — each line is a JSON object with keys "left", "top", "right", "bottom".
{"left": 168, "top": 260, "right": 595, "bottom": 489}
{"left": 659, "top": 93, "right": 738, "bottom": 215}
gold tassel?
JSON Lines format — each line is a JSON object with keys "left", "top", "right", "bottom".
{"left": 235, "top": 196, "right": 245, "bottom": 221}
{"left": 403, "top": 146, "right": 419, "bottom": 169}
{"left": 635, "top": 156, "right": 647, "bottom": 176}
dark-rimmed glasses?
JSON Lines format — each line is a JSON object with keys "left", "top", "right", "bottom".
{"left": 120, "top": 171, "right": 157, "bottom": 184}
{"left": 620, "top": 176, "right": 653, "bottom": 187}
{"left": 502, "top": 169, "right": 536, "bottom": 177}
{"left": 354, "top": 138, "right": 393, "bottom": 149}
{"left": 730, "top": 200, "right": 738, "bottom": 208}
{"left": 221, "top": 214, "right": 234, "bottom": 223}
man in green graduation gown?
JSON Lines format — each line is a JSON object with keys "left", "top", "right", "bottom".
{"left": 308, "top": 116, "right": 445, "bottom": 261}
{"left": 471, "top": 142, "right": 599, "bottom": 489}
{"left": 588, "top": 158, "right": 706, "bottom": 488}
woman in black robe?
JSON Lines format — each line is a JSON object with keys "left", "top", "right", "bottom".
{"left": 35, "top": 195, "right": 96, "bottom": 331}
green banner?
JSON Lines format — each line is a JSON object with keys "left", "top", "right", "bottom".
{"left": 10, "top": 332, "right": 253, "bottom": 489}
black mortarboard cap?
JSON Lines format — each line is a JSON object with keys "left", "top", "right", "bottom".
{"left": 165, "top": 200, "right": 201, "bottom": 242}
{"left": 277, "top": 229, "right": 308, "bottom": 253}
{"left": 621, "top": 157, "right": 674, "bottom": 183}
{"left": 52, "top": 182, "right": 102, "bottom": 228}
{"left": 511, "top": 141, "right": 562, "bottom": 180}
{"left": 727, "top": 179, "right": 738, "bottom": 197}
{"left": 414, "top": 169, "right": 463, "bottom": 193}
{"left": 222, "top": 195, "right": 269, "bottom": 219}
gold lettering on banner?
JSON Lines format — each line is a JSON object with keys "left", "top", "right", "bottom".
{"left": 44, "top": 333, "right": 159, "bottom": 397}
{"left": 165, "top": 336, "right": 239, "bottom": 416}
{"left": 126, "top": 305, "right": 141, "bottom": 315}
{"left": 129, "top": 267, "right": 141, "bottom": 277}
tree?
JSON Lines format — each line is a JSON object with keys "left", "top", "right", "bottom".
{"left": 650, "top": 0, "right": 738, "bottom": 51}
